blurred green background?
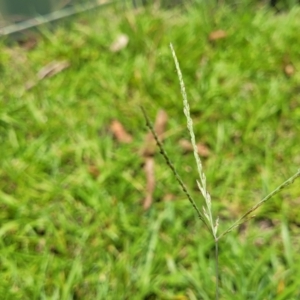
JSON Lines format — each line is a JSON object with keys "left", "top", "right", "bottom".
{"left": 0, "top": 0, "right": 300, "bottom": 299}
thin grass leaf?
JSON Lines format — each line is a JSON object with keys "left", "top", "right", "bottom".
{"left": 217, "top": 169, "right": 300, "bottom": 240}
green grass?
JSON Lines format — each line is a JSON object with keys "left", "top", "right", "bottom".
{"left": 0, "top": 1, "right": 300, "bottom": 299}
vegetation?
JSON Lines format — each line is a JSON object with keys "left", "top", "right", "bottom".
{"left": 0, "top": 1, "right": 300, "bottom": 299}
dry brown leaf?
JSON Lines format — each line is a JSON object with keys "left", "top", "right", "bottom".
{"left": 38, "top": 60, "right": 70, "bottom": 79}
{"left": 163, "top": 194, "right": 176, "bottom": 202}
{"left": 209, "top": 30, "right": 227, "bottom": 41}
{"left": 25, "top": 81, "right": 36, "bottom": 90}
{"left": 26, "top": 60, "right": 70, "bottom": 90}
{"left": 179, "top": 139, "right": 193, "bottom": 152}
{"left": 197, "top": 143, "right": 211, "bottom": 157}
{"left": 154, "top": 110, "right": 168, "bottom": 136}
{"left": 179, "top": 139, "right": 210, "bottom": 157}
{"left": 143, "top": 157, "right": 155, "bottom": 210}
{"left": 18, "top": 35, "right": 38, "bottom": 50}
{"left": 284, "top": 64, "right": 295, "bottom": 76}
{"left": 109, "top": 120, "right": 132, "bottom": 143}
{"left": 88, "top": 165, "right": 100, "bottom": 179}
{"left": 110, "top": 34, "right": 129, "bottom": 52}
{"left": 141, "top": 110, "right": 168, "bottom": 157}
{"left": 141, "top": 110, "right": 168, "bottom": 210}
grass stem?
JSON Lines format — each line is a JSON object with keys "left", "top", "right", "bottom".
{"left": 215, "top": 239, "right": 219, "bottom": 300}
{"left": 140, "top": 106, "right": 211, "bottom": 232}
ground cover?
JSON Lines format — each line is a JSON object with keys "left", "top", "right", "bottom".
{"left": 0, "top": 1, "right": 300, "bottom": 299}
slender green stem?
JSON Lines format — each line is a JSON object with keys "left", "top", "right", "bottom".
{"left": 215, "top": 239, "right": 219, "bottom": 300}
{"left": 140, "top": 106, "right": 211, "bottom": 233}
{"left": 217, "top": 169, "right": 300, "bottom": 241}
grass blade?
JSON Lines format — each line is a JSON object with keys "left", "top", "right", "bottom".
{"left": 218, "top": 169, "right": 300, "bottom": 240}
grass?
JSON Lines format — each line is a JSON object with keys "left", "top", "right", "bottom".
{"left": 0, "top": 1, "right": 300, "bottom": 299}
{"left": 143, "top": 43, "right": 300, "bottom": 299}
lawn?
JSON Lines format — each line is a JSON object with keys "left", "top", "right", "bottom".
{"left": 0, "top": 1, "right": 300, "bottom": 299}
